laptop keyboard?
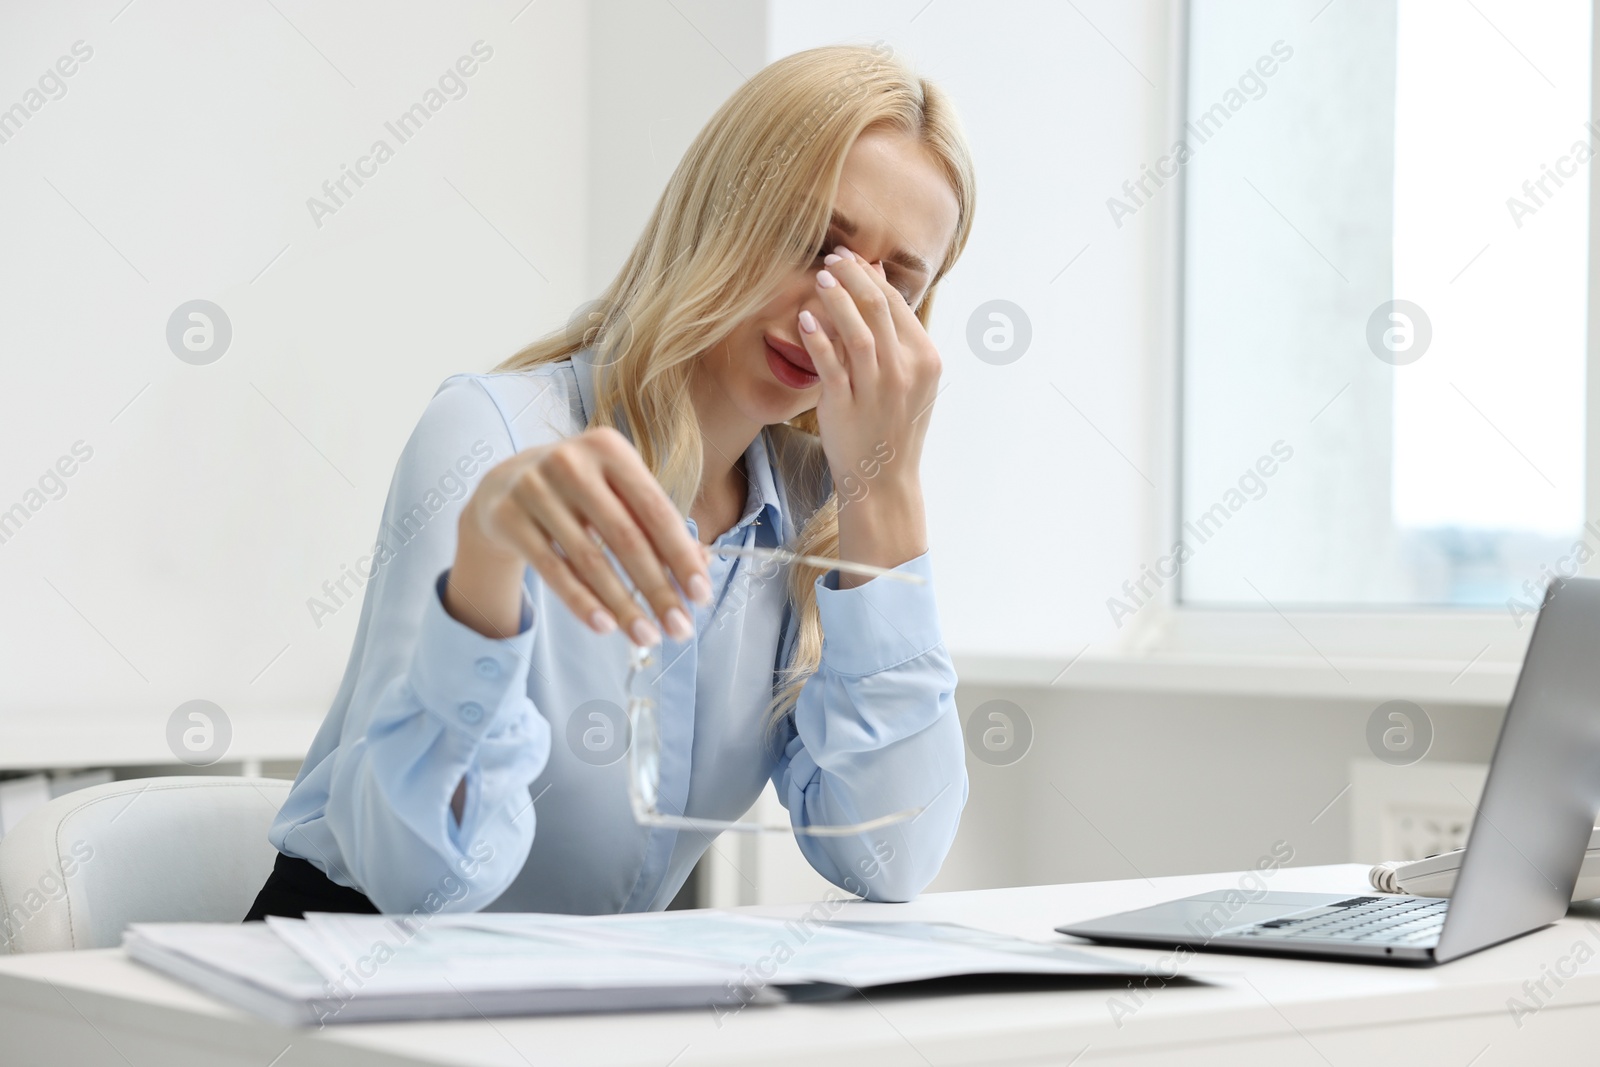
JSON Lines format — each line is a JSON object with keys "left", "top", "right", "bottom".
{"left": 1231, "top": 896, "right": 1448, "bottom": 945}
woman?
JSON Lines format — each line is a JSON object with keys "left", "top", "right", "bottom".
{"left": 247, "top": 42, "right": 976, "bottom": 920}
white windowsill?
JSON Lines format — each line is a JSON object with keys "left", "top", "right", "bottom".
{"left": 0, "top": 711, "right": 326, "bottom": 772}
{"left": 948, "top": 604, "right": 1529, "bottom": 706}
{"left": 951, "top": 650, "right": 1518, "bottom": 707}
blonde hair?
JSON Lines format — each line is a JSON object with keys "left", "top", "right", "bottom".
{"left": 496, "top": 42, "right": 977, "bottom": 733}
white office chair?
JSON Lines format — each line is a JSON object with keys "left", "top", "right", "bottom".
{"left": 0, "top": 775, "right": 290, "bottom": 953}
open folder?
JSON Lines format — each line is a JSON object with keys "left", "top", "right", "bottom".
{"left": 124, "top": 910, "right": 1150, "bottom": 1027}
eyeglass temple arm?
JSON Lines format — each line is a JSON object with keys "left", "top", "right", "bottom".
{"left": 708, "top": 545, "right": 926, "bottom": 585}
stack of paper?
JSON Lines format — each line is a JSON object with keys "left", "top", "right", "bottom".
{"left": 124, "top": 910, "right": 1148, "bottom": 1026}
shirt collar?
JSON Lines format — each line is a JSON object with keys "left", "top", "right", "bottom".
{"left": 570, "top": 345, "right": 785, "bottom": 543}
{"left": 741, "top": 426, "right": 785, "bottom": 546}
{"left": 572, "top": 344, "right": 601, "bottom": 426}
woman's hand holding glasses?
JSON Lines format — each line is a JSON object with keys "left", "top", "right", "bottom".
{"left": 449, "top": 427, "right": 712, "bottom": 646}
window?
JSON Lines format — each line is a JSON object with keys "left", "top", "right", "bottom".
{"left": 1179, "top": 0, "right": 1592, "bottom": 611}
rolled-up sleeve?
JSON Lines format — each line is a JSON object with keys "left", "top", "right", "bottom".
{"left": 772, "top": 551, "right": 968, "bottom": 902}
{"left": 272, "top": 374, "right": 552, "bottom": 915}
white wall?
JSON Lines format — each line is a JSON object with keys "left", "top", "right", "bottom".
{"left": 0, "top": 0, "right": 592, "bottom": 759}
{"left": 932, "top": 685, "right": 1503, "bottom": 892}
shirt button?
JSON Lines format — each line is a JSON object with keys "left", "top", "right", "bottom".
{"left": 458, "top": 702, "right": 485, "bottom": 725}
{"left": 474, "top": 657, "right": 500, "bottom": 680}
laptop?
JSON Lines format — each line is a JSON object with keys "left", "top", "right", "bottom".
{"left": 1056, "top": 576, "right": 1600, "bottom": 965}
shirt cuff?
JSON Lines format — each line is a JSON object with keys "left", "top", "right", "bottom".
{"left": 406, "top": 568, "right": 536, "bottom": 740}
{"left": 814, "top": 550, "right": 943, "bottom": 677}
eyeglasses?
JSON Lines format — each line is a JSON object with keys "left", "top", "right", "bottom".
{"left": 624, "top": 542, "right": 926, "bottom": 836}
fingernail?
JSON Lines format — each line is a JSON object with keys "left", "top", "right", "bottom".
{"left": 823, "top": 253, "right": 842, "bottom": 266}
{"left": 799, "top": 309, "right": 818, "bottom": 334}
{"left": 816, "top": 270, "right": 837, "bottom": 289}
{"left": 834, "top": 244, "right": 851, "bottom": 257}
{"left": 588, "top": 610, "right": 617, "bottom": 635}
{"left": 629, "top": 617, "right": 662, "bottom": 647}
{"left": 663, "top": 607, "right": 694, "bottom": 641}
{"left": 687, "top": 573, "right": 713, "bottom": 604}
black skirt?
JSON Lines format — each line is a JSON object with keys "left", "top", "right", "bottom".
{"left": 243, "top": 851, "right": 381, "bottom": 921}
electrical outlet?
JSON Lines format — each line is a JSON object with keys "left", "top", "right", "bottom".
{"left": 1382, "top": 804, "right": 1473, "bottom": 862}
{"left": 1350, "top": 759, "right": 1488, "bottom": 863}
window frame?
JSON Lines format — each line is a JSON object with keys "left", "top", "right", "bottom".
{"left": 1107, "top": 0, "right": 1600, "bottom": 702}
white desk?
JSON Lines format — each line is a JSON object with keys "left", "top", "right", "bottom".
{"left": 2, "top": 863, "right": 1597, "bottom": 1066}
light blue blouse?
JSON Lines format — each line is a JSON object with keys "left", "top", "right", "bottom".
{"left": 268, "top": 347, "right": 968, "bottom": 915}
